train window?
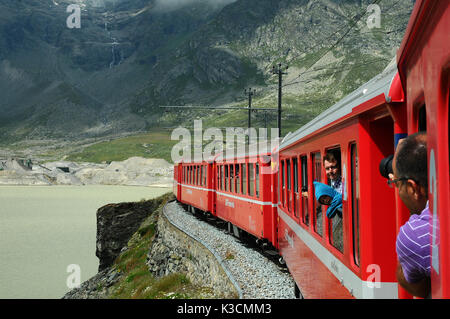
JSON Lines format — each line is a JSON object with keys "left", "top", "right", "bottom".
{"left": 286, "top": 159, "right": 291, "bottom": 210}
{"left": 281, "top": 160, "right": 285, "bottom": 206}
{"left": 222, "top": 165, "right": 225, "bottom": 190}
{"left": 188, "top": 166, "right": 191, "bottom": 184}
{"left": 293, "top": 157, "right": 299, "bottom": 219}
{"left": 312, "top": 152, "right": 323, "bottom": 237}
{"left": 351, "top": 143, "right": 360, "bottom": 266}
{"left": 249, "top": 163, "right": 254, "bottom": 197}
{"left": 301, "top": 155, "right": 309, "bottom": 226}
{"left": 418, "top": 105, "right": 427, "bottom": 132}
{"left": 197, "top": 165, "right": 200, "bottom": 185}
{"left": 230, "top": 165, "right": 234, "bottom": 193}
{"left": 235, "top": 164, "right": 240, "bottom": 194}
{"left": 204, "top": 165, "right": 207, "bottom": 186}
{"left": 326, "top": 147, "right": 343, "bottom": 253}
{"left": 218, "top": 166, "right": 222, "bottom": 190}
{"left": 225, "top": 165, "right": 229, "bottom": 191}
{"left": 241, "top": 164, "right": 247, "bottom": 195}
{"left": 199, "top": 165, "right": 202, "bottom": 186}
{"left": 255, "top": 163, "right": 259, "bottom": 198}
{"left": 195, "top": 165, "right": 197, "bottom": 185}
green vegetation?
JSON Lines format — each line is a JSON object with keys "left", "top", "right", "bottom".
{"left": 109, "top": 193, "right": 216, "bottom": 299}
{"left": 66, "top": 131, "right": 178, "bottom": 163}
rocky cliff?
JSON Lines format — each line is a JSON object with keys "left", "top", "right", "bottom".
{"left": 64, "top": 192, "right": 238, "bottom": 299}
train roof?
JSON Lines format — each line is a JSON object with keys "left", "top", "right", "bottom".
{"left": 279, "top": 58, "right": 400, "bottom": 151}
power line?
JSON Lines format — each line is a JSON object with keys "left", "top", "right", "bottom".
{"left": 281, "top": 0, "right": 383, "bottom": 87}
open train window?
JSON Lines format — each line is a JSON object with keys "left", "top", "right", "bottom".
{"left": 418, "top": 104, "right": 427, "bottom": 132}
{"left": 312, "top": 152, "right": 322, "bottom": 237}
{"left": 293, "top": 157, "right": 299, "bottom": 219}
{"left": 235, "top": 164, "right": 240, "bottom": 194}
{"left": 249, "top": 163, "right": 254, "bottom": 196}
{"left": 326, "top": 147, "right": 343, "bottom": 253}
{"left": 188, "top": 166, "right": 191, "bottom": 184}
{"left": 204, "top": 165, "right": 207, "bottom": 186}
{"left": 195, "top": 166, "right": 198, "bottom": 185}
{"left": 351, "top": 143, "right": 360, "bottom": 266}
{"left": 286, "top": 159, "right": 291, "bottom": 210}
{"left": 230, "top": 165, "right": 234, "bottom": 193}
{"left": 197, "top": 165, "right": 200, "bottom": 186}
{"left": 301, "top": 155, "right": 309, "bottom": 226}
{"left": 241, "top": 164, "right": 246, "bottom": 195}
{"left": 220, "top": 166, "right": 224, "bottom": 190}
{"left": 281, "top": 160, "right": 285, "bottom": 206}
{"left": 255, "top": 163, "right": 260, "bottom": 198}
{"left": 225, "top": 165, "right": 229, "bottom": 191}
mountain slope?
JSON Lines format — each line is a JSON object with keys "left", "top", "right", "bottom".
{"left": 0, "top": 0, "right": 415, "bottom": 143}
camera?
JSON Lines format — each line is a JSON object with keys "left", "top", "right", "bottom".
{"left": 379, "top": 154, "right": 394, "bottom": 179}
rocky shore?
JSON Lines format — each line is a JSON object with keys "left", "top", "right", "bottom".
{"left": 0, "top": 157, "right": 173, "bottom": 187}
{"left": 63, "top": 193, "right": 238, "bottom": 299}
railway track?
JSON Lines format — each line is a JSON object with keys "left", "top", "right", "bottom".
{"left": 164, "top": 200, "right": 295, "bottom": 299}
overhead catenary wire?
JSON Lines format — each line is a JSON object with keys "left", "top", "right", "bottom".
{"left": 281, "top": 0, "right": 383, "bottom": 88}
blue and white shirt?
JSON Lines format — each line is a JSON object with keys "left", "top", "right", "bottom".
{"left": 330, "top": 176, "right": 342, "bottom": 195}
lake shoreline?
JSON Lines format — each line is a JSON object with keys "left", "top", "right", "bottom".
{"left": 0, "top": 157, "right": 174, "bottom": 188}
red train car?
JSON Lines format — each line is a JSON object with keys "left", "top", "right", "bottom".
{"left": 277, "top": 61, "right": 403, "bottom": 299}
{"left": 214, "top": 151, "right": 278, "bottom": 247}
{"left": 172, "top": 0, "right": 449, "bottom": 299}
{"left": 396, "top": 0, "right": 450, "bottom": 299}
{"left": 176, "top": 160, "right": 214, "bottom": 214}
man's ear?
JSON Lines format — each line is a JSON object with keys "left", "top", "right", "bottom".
{"left": 407, "top": 179, "right": 425, "bottom": 199}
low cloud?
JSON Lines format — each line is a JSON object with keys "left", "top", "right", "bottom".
{"left": 154, "top": 0, "right": 237, "bottom": 12}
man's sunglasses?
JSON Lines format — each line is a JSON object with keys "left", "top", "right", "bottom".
{"left": 387, "top": 177, "right": 418, "bottom": 188}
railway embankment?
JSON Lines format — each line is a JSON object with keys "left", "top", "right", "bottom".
{"left": 63, "top": 192, "right": 239, "bottom": 299}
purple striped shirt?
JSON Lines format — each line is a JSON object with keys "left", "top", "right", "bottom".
{"left": 396, "top": 202, "right": 431, "bottom": 283}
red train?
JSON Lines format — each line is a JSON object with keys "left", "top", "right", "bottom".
{"left": 173, "top": 0, "right": 449, "bottom": 299}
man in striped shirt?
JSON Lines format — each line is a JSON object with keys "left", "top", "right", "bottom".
{"left": 392, "top": 132, "right": 431, "bottom": 298}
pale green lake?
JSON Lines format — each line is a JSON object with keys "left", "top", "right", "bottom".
{"left": 0, "top": 185, "right": 171, "bottom": 299}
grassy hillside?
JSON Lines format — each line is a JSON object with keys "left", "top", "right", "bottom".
{"left": 66, "top": 131, "right": 178, "bottom": 163}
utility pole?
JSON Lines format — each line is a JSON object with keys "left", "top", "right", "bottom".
{"left": 244, "top": 88, "right": 256, "bottom": 131}
{"left": 272, "top": 63, "right": 288, "bottom": 138}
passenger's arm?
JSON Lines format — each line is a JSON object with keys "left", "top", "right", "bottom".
{"left": 396, "top": 264, "right": 431, "bottom": 298}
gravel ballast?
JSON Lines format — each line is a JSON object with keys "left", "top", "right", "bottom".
{"left": 164, "top": 201, "right": 295, "bottom": 299}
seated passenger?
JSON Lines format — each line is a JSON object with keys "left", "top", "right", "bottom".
{"left": 313, "top": 181, "right": 342, "bottom": 218}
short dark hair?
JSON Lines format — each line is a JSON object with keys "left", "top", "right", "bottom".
{"left": 323, "top": 151, "right": 340, "bottom": 166}
{"left": 395, "top": 132, "right": 428, "bottom": 189}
